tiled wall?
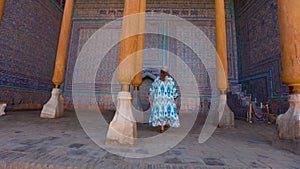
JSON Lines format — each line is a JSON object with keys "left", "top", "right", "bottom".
{"left": 234, "top": 0, "right": 289, "bottom": 114}
{"left": 0, "top": 0, "right": 62, "bottom": 108}
{"left": 64, "top": 0, "right": 238, "bottom": 111}
{"left": 0, "top": 0, "right": 288, "bottom": 115}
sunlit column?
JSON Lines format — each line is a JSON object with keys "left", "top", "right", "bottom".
{"left": 116, "top": 0, "right": 140, "bottom": 91}
{"left": 277, "top": 0, "right": 300, "bottom": 140}
{"left": 0, "top": 0, "right": 6, "bottom": 115}
{"left": 106, "top": 0, "right": 143, "bottom": 146}
{"left": 132, "top": 0, "right": 146, "bottom": 123}
{"left": 40, "top": 0, "right": 74, "bottom": 118}
{"left": 132, "top": 0, "right": 146, "bottom": 89}
{"left": 215, "top": 0, "right": 234, "bottom": 128}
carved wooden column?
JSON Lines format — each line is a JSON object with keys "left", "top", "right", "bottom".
{"left": 0, "top": 0, "right": 6, "bottom": 24}
{"left": 215, "top": 0, "right": 234, "bottom": 128}
{"left": 106, "top": 0, "right": 143, "bottom": 146}
{"left": 277, "top": 0, "right": 300, "bottom": 140}
{"left": 0, "top": 0, "right": 6, "bottom": 115}
{"left": 132, "top": 0, "right": 146, "bottom": 123}
{"left": 40, "top": 0, "right": 74, "bottom": 118}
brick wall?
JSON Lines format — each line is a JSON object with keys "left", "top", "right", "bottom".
{"left": 0, "top": 0, "right": 62, "bottom": 109}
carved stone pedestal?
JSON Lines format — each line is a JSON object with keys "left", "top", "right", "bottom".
{"left": 40, "top": 88, "right": 64, "bottom": 119}
{"left": 0, "top": 103, "right": 6, "bottom": 116}
{"left": 218, "top": 94, "right": 234, "bottom": 128}
{"left": 277, "top": 94, "right": 300, "bottom": 139}
{"left": 106, "top": 91, "right": 137, "bottom": 146}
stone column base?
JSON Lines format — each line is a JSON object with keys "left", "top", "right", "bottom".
{"left": 106, "top": 91, "right": 137, "bottom": 146}
{"left": 218, "top": 94, "right": 235, "bottom": 128}
{"left": 0, "top": 103, "right": 6, "bottom": 116}
{"left": 40, "top": 88, "right": 64, "bottom": 119}
{"left": 276, "top": 94, "right": 300, "bottom": 139}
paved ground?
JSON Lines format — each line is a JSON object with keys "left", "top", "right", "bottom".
{"left": 0, "top": 110, "right": 299, "bottom": 169}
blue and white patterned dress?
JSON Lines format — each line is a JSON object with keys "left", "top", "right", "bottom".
{"left": 148, "top": 76, "right": 180, "bottom": 128}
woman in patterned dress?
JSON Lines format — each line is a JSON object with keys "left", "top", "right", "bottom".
{"left": 147, "top": 67, "right": 180, "bottom": 133}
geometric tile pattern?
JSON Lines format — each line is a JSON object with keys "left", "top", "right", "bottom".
{"left": 0, "top": 0, "right": 290, "bottom": 114}
{"left": 49, "top": 0, "right": 65, "bottom": 12}
{"left": 64, "top": 0, "right": 238, "bottom": 110}
{"left": 234, "top": 0, "right": 289, "bottom": 114}
{"left": 0, "top": 1, "right": 62, "bottom": 105}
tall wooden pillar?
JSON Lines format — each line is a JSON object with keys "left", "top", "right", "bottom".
{"left": 215, "top": 0, "right": 234, "bottom": 128}
{"left": 0, "top": 0, "right": 7, "bottom": 115}
{"left": 0, "top": 0, "right": 6, "bottom": 24}
{"left": 132, "top": 0, "right": 146, "bottom": 123}
{"left": 52, "top": 0, "right": 74, "bottom": 87}
{"left": 116, "top": 0, "right": 140, "bottom": 91}
{"left": 277, "top": 0, "right": 300, "bottom": 140}
{"left": 132, "top": 0, "right": 146, "bottom": 89}
{"left": 40, "top": 0, "right": 74, "bottom": 119}
{"left": 106, "top": 0, "right": 144, "bottom": 146}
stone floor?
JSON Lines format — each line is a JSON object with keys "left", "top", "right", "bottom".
{"left": 0, "top": 110, "right": 299, "bottom": 169}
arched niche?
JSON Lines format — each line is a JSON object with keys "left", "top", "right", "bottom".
{"left": 139, "top": 68, "right": 159, "bottom": 110}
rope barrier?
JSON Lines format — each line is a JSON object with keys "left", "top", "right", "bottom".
{"left": 248, "top": 102, "right": 270, "bottom": 124}
{"left": 252, "top": 104, "right": 267, "bottom": 119}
